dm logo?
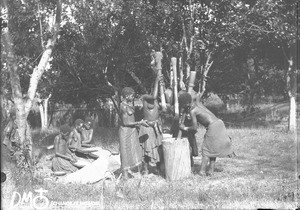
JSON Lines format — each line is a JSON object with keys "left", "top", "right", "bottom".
{"left": 9, "top": 188, "right": 49, "bottom": 209}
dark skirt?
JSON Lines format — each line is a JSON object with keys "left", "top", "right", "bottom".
{"left": 139, "top": 124, "right": 163, "bottom": 166}
{"left": 119, "top": 126, "right": 142, "bottom": 170}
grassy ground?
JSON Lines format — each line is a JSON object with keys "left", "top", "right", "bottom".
{"left": 1, "top": 98, "right": 299, "bottom": 209}
{"left": 1, "top": 126, "right": 298, "bottom": 209}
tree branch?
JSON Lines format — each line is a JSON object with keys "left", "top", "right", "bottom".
{"left": 281, "top": 45, "right": 289, "bottom": 62}
{"left": 199, "top": 51, "right": 214, "bottom": 97}
{"left": 103, "top": 65, "right": 118, "bottom": 91}
{"left": 25, "top": 0, "right": 62, "bottom": 114}
{"left": 182, "top": 20, "right": 189, "bottom": 53}
{"left": 38, "top": 3, "right": 45, "bottom": 50}
{"left": 245, "top": 22, "right": 276, "bottom": 34}
{"left": 124, "top": 67, "right": 148, "bottom": 93}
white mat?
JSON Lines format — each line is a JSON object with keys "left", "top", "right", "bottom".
{"left": 61, "top": 149, "right": 121, "bottom": 184}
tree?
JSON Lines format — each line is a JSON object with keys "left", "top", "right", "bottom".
{"left": 131, "top": 0, "right": 252, "bottom": 99}
{"left": 2, "top": 0, "right": 295, "bottom": 136}
{"left": 1, "top": 0, "right": 62, "bottom": 165}
{"left": 235, "top": 0, "right": 299, "bottom": 132}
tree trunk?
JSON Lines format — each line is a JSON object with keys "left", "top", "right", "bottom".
{"left": 2, "top": 1, "right": 31, "bottom": 161}
{"left": 2, "top": 0, "right": 62, "bottom": 162}
{"left": 39, "top": 101, "right": 45, "bottom": 129}
{"left": 288, "top": 95, "right": 296, "bottom": 132}
{"left": 179, "top": 56, "right": 186, "bottom": 90}
{"left": 244, "top": 57, "right": 257, "bottom": 110}
{"left": 109, "top": 105, "right": 112, "bottom": 127}
{"left": 94, "top": 113, "right": 99, "bottom": 126}
{"left": 125, "top": 68, "right": 148, "bottom": 93}
{"left": 188, "top": 71, "right": 196, "bottom": 94}
{"left": 172, "top": 57, "right": 179, "bottom": 119}
{"left": 113, "top": 91, "right": 120, "bottom": 127}
{"left": 39, "top": 93, "right": 51, "bottom": 130}
{"left": 286, "top": 57, "right": 297, "bottom": 133}
{"left": 44, "top": 94, "right": 51, "bottom": 127}
{"left": 154, "top": 52, "right": 167, "bottom": 112}
{"left": 198, "top": 51, "right": 213, "bottom": 98}
{"left": 181, "top": 0, "right": 196, "bottom": 89}
{"left": 182, "top": 27, "right": 193, "bottom": 89}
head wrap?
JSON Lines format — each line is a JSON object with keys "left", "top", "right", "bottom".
{"left": 60, "top": 124, "right": 72, "bottom": 134}
{"left": 74, "top": 119, "right": 84, "bottom": 126}
{"left": 121, "top": 87, "right": 135, "bottom": 98}
{"left": 178, "top": 92, "right": 192, "bottom": 107}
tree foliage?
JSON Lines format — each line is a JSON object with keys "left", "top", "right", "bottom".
{"left": 1, "top": 0, "right": 298, "bottom": 122}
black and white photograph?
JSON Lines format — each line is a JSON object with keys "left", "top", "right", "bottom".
{"left": 1, "top": 0, "right": 299, "bottom": 209}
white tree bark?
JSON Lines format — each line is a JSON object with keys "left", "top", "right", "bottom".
{"left": 172, "top": 57, "right": 179, "bottom": 119}
{"left": 44, "top": 94, "right": 51, "bottom": 127}
{"left": 25, "top": 0, "right": 61, "bottom": 114}
{"left": 179, "top": 56, "right": 186, "bottom": 90}
{"left": 286, "top": 57, "right": 297, "bottom": 133}
{"left": 2, "top": 0, "right": 62, "bottom": 162}
{"left": 39, "top": 100, "right": 45, "bottom": 129}
{"left": 198, "top": 51, "right": 213, "bottom": 98}
{"left": 289, "top": 96, "right": 296, "bottom": 132}
{"left": 38, "top": 93, "right": 52, "bottom": 130}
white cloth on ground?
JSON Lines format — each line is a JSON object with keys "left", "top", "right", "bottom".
{"left": 89, "top": 146, "right": 112, "bottom": 158}
{"left": 60, "top": 148, "right": 121, "bottom": 184}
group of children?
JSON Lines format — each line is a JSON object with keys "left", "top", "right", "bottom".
{"left": 52, "top": 118, "right": 95, "bottom": 173}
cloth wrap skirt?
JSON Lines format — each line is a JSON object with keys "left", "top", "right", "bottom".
{"left": 202, "top": 119, "right": 233, "bottom": 158}
{"left": 119, "top": 126, "right": 142, "bottom": 170}
{"left": 139, "top": 121, "right": 163, "bottom": 166}
{"left": 52, "top": 157, "right": 78, "bottom": 173}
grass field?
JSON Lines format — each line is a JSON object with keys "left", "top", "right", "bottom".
{"left": 1, "top": 98, "right": 299, "bottom": 209}
{"left": 1, "top": 126, "right": 298, "bottom": 209}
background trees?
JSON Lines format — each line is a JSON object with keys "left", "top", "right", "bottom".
{"left": 234, "top": 0, "right": 299, "bottom": 132}
{"left": 1, "top": 0, "right": 298, "bottom": 137}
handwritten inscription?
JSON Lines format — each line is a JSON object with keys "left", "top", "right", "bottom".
{"left": 1, "top": 7, "right": 8, "bottom": 32}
